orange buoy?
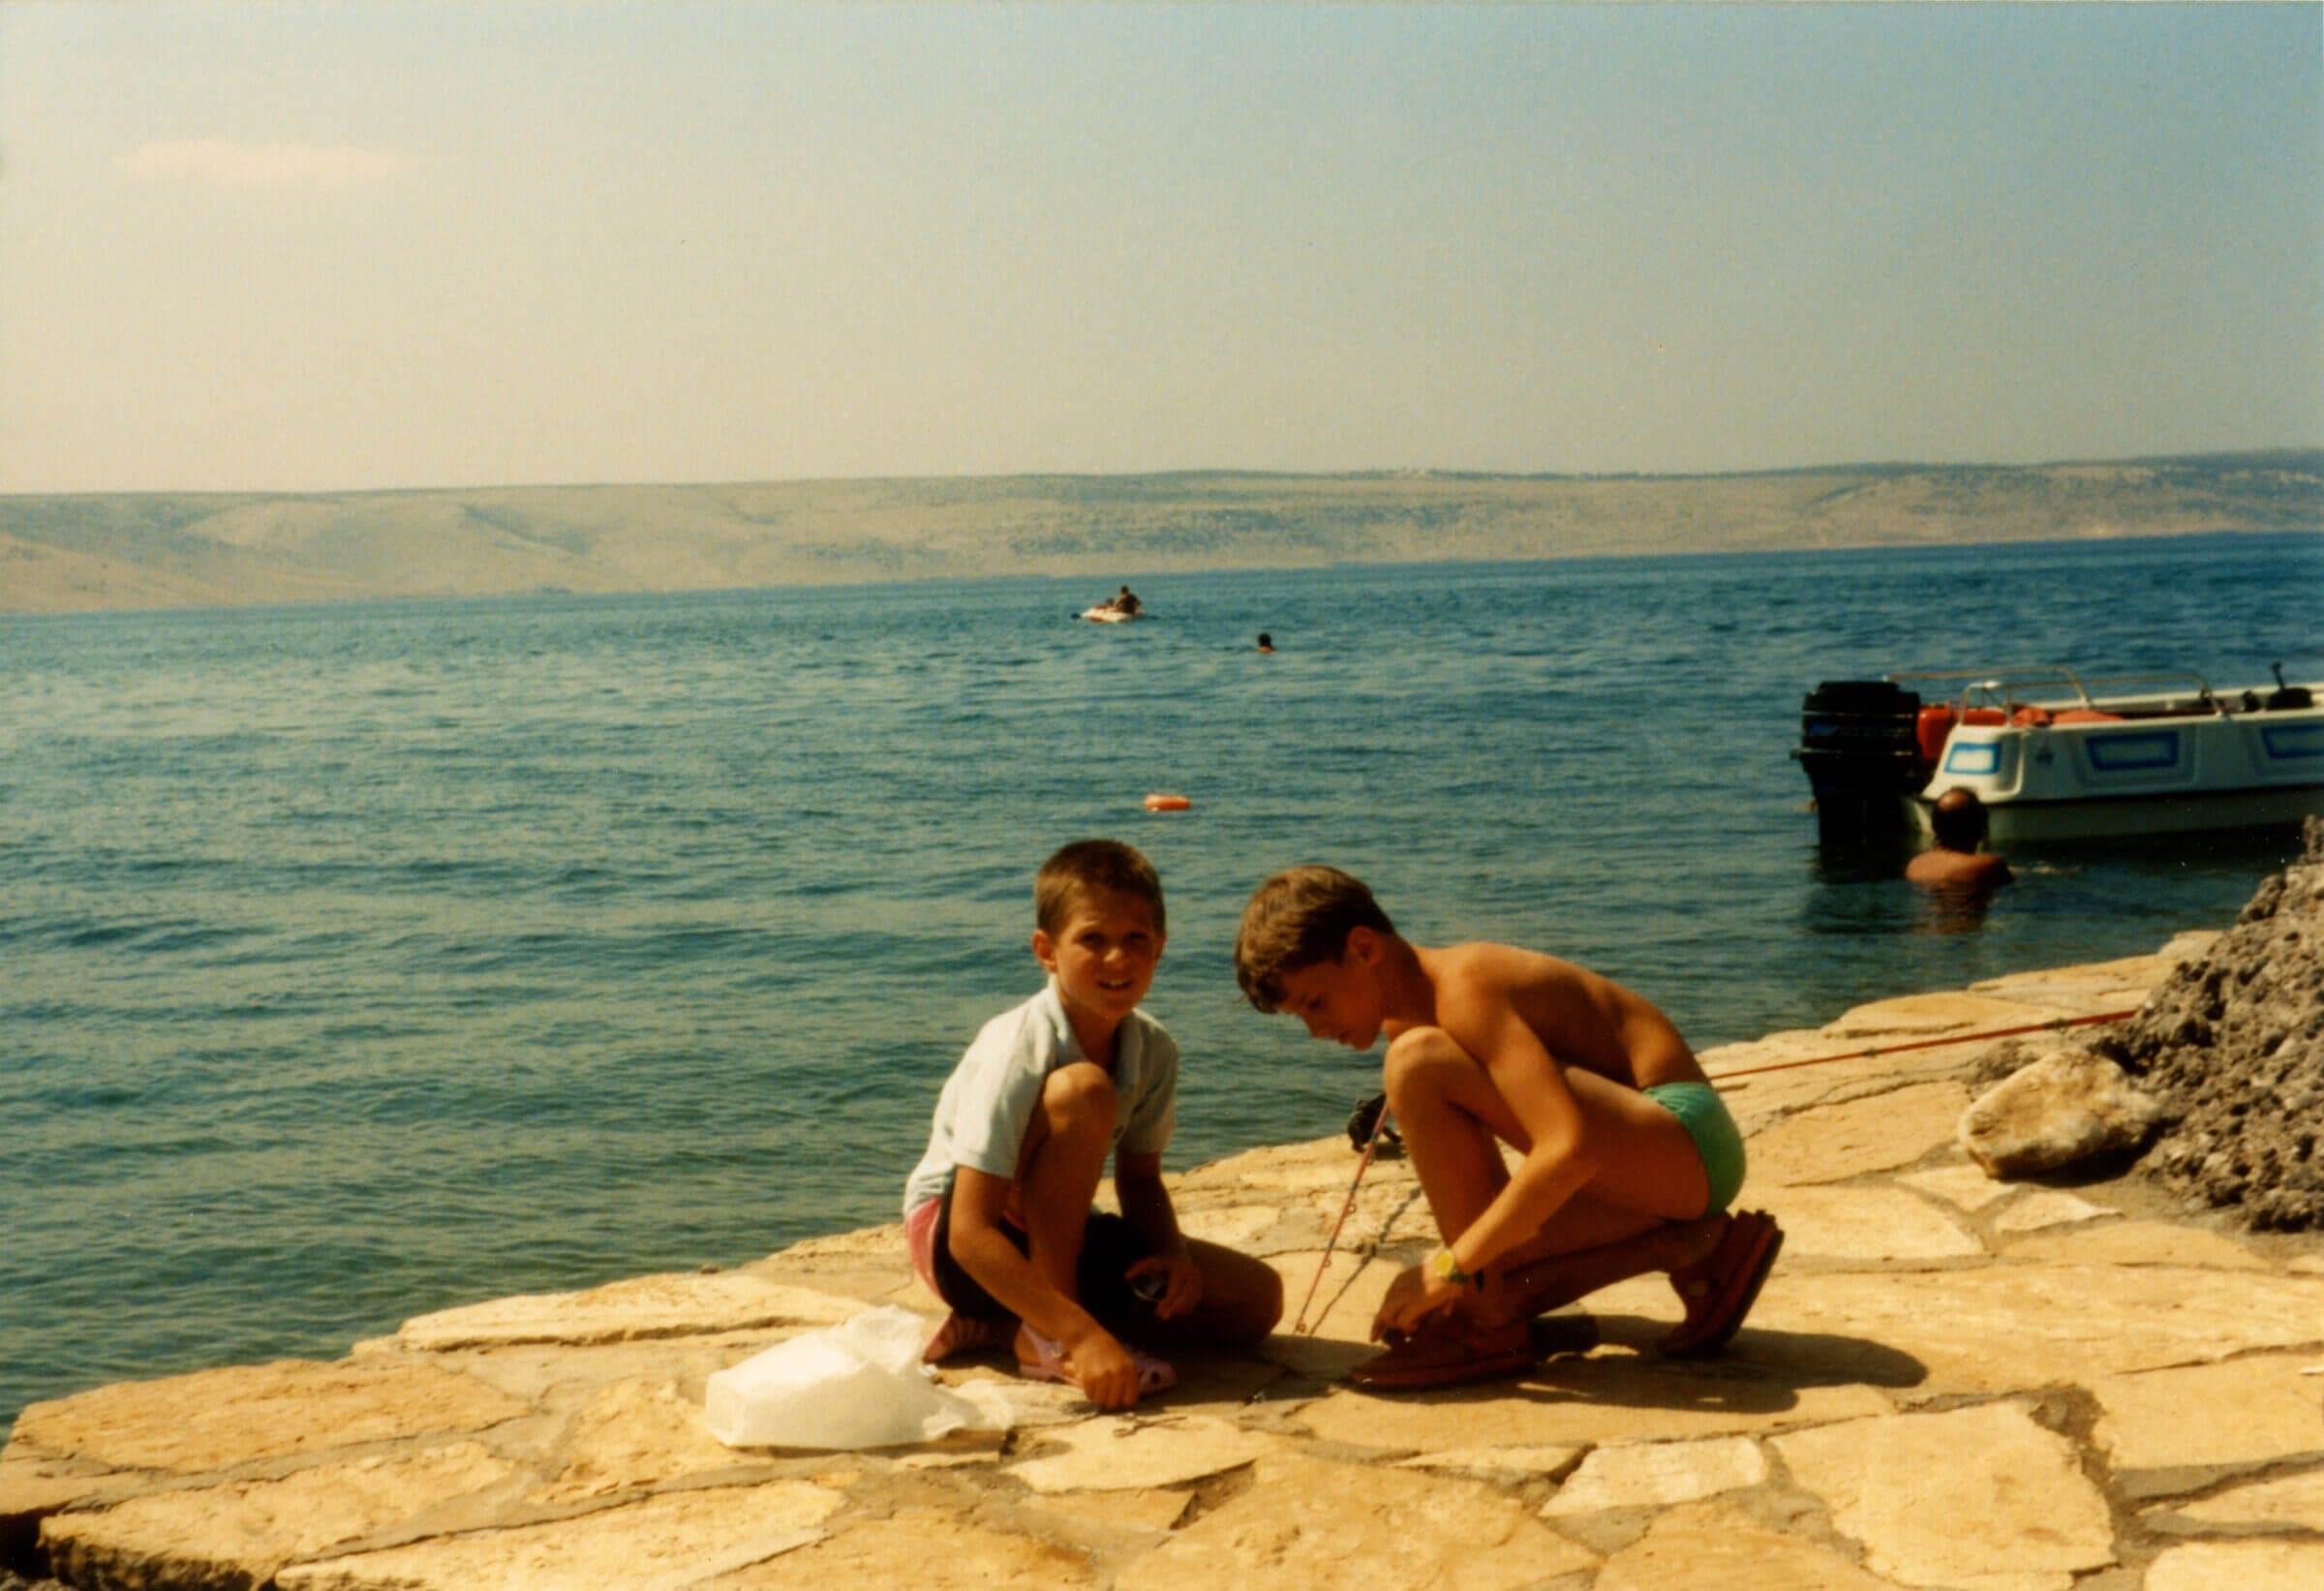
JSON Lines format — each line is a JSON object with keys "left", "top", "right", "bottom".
{"left": 1143, "top": 792, "right": 1192, "bottom": 812}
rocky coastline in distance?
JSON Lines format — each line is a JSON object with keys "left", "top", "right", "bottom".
{"left": 3, "top": 450, "right": 2319, "bottom": 614}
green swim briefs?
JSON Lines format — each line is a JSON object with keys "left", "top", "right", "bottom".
{"left": 1643, "top": 1081, "right": 1746, "bottom": 1215}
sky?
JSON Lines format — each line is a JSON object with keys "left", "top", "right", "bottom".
{"left": 2, "top": 2, "right": 2319, "bottom": 495}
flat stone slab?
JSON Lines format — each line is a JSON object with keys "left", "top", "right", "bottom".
{"left": 1006, "top": 1414, "right": 1282, "bottom": 1494}
{"left": 1998, "top": 1219, "right": 2273, "bottom": 1270}
{"left": 2148, "top": 1468, "right": 2324, "bottom": 1530}
{"left": 1112, "top": 1452, "right": 1598, "bottom": 1590}
{"left": 10, "top": 1360, "right": 531, "bottom": 1475}
{"left": 1821, "top": 992, "right": 2064, "bottom": 1039}
{"left": 42, "top": 1442, "right": 515, "bottom": 1590}
{"left": 2144, "top": 1540, "right": 2324, "bottom": 1591}
{"left": 1773, "top": 1401, "right": 2117, "bottom": 1591}
{"left": 1749, "top": 1265, "right": 2324, "bottom": 1389}
{"left": 1759, "top": 1185, "right": 1984, "bottom": 1264}
{"left": 1298, "top": 1366, "right": 1895, "bottom": 1453}
{"left": 277, "top": 1481, "right": 843, "bottom": 1591}
{"left": 533, "top": 1378, "right": 768, "bottom": 1504}
{"left": 1593, "top": 1498, "right": 1913, "bottom": 1590}
{"left": 716, "top": 1505, "right": 1102, "bottom": 1587}
{"left": 1745, "top": 1081, "right": 1971, "bottom": 1186}
{"left": 395, "top": 1272, "right": 865, "bottom": 1351}
{"left": 1540, "top": 1434, "right": 1767, "bottom": 1515}
{"left": 2091, "top": 1352, "right": 2324, "bottom": 1490}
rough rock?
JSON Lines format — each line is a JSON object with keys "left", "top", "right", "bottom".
{"left": 2097, "top": 815, "right": 2324, "bottom": 1229}
{"left": 1957, "top": 1048, "right": 2165, "bottom": 1178}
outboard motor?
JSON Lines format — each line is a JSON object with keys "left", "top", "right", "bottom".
{"left": 1796, "top": 680, "right": 1924, "bottom": 848}
{"left": 2265, "top": 661, "right": 2312, "bottom": 712}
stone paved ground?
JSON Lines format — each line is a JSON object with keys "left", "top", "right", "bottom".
{"left": 5, "top": 933, "right": 2320, "bottom": 1590}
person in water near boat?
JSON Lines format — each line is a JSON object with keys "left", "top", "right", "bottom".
{"left": 1906, "top": 789, "right": 2014, "bottom": 892}
{"left": 1256, "top": 631, "right": 1274, "bottom": 653}
{"left": 1235, "top": 865, "right": 1781, "bottom": 1390}
{"left": 903, "top": 840, "right": 1282, "bottom": 1409}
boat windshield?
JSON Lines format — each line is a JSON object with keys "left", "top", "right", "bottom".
{"left": 1885, "top": 666, "right": 2221, "bottom": 718}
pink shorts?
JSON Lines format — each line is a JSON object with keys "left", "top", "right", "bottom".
{"left": 904, "top": 1196, "right": 944, "bottom": 1297}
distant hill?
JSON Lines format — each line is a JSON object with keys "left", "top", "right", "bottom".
{"left": 3, "top": 452, "right": 2317, "bottom": 614}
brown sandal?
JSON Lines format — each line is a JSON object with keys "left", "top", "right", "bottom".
{"left": 1661, "top": 1209, "right": 1783, "bottom": 1359}
{"left": 1350, "top": 1313, "right": 1540, "bottom": 1391}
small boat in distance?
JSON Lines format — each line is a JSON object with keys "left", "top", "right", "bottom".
{"left": 1079, "top": 585, "right": 1147, "bottom": 624}
{"left": 1797, "top": 662, "right": 2323, "bottom": 846}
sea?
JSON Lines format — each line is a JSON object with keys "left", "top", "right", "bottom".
{"left": 3, "top": 529, "right": 2317, "bottom": 1436}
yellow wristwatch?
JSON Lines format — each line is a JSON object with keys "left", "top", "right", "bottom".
{"left": 1425, "top": 1247, "right": 1482, "bottom": 1290}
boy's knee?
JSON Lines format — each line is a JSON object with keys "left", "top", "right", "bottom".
{"left": 1039, "top": 1060, "right": 1119, "bottom": 1134}
{"left": 1382, "top": 1025, "right": 1474, "bottom": 1101}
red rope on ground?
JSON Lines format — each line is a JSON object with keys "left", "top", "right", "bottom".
{"left": 1705, "top": 1008, "right": 2140, "bottom": 1083}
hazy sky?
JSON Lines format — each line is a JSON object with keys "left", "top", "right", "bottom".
{"left": 3, "top": 2, "right": 2319, "bottom": 494}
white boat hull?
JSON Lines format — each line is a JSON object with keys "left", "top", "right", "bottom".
{"left": 1799, "top": 666, "right": 2324, "bottom": 846}
{"left": 1917, "top": 686, "right": 2323, "bottom": 843}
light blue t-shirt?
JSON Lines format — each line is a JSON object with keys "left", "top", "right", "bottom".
{"left": 902, "top": 979, "right": 1177, "bottom": 1217}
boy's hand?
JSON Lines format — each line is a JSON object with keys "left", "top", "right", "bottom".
{"left": 1371, "top": 1262, "right": 1463, "bottom": 1339}
{"left": 1126, "top": 1248, "right": 1203, "bottom": 1320}
{"left": 1062, "top": 1326, "right": 1145, "bottom": 1410}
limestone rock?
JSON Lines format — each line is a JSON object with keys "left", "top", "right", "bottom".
{"left": 1540, "top": 1436, "right": 1767, "bottom": 1515}
{"left": 1593, "top": 1499, "right": 1911, "bottom": 1590}
{"left": 41, "top": 1442, "right": 514, "bottom": 1590}
{"left": 1772, "top": 1401, "right": 2116, "bottom": 1591}
{"left": 394, "top": 1271, "right": 864, "bottom": 1351}
{"left": 1957, "top": 1048, "right": 2164, "bottom": 1178}
{"left": 2143, "top": 1539, "right": 2324, "bottom": 1591}
{"left": 717, "top": 1505, "right": 1100, "bottom": 1587}
{"left": 1113, "top": 1452, "right": 1596, "bottom": 1591}
{"left": 2097, "top": 816, "right": 2324, "bottom": 1229}
{"left": 10, "top": 1361, "right": 530, "bottom": 1475}
{"left": 1006, "top": 1414, "right": 1280, "bottom": 1494}
{"left": 277, "top": 1481, "right": 841, "bottom": 1591}
{"left": 2090, "top": 1352, "right": 2324, "bottom": 1493}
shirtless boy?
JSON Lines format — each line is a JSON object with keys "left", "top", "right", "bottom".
{"left": 1235, "top": 865, "right": 1781, "bottom": 1389}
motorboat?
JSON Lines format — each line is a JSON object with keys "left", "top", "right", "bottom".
{"left": 1079, "top": 605, "right": 1141, "bottom": 624}
{"left": 1797, "top": 663, "right": 2323, "bottom": 846}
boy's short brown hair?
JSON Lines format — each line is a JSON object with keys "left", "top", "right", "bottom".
{"left": 1234, "top": 865, "right": 1395, "bottom": 1012}
{"left": 1036, "top": 839, "right": 1166, "bottom": 936}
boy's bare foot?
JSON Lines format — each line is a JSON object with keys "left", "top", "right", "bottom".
{"left": 921, "top": 1309, "right": 1011, "bottom": 1364}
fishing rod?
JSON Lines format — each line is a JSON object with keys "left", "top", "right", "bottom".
{"left": 1291, "top": 1100, "right": 1399, "bottom": 1335}
{"left": 1289, "top": 1005, "right": 2140, "bottom": 1334}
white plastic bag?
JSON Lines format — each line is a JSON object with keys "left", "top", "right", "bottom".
{"left": 704, "top": 1305, "right": 991, "bottom": 1451}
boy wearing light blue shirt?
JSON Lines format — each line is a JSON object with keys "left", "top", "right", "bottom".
{"left": 903, "top": 840, "right": 1281, "bottom": 1410}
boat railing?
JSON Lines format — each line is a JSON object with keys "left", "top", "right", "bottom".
{"left": 1885, "top": 665, "right": 2222, "bottom": 718}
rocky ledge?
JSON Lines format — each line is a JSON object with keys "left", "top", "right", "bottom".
{"left": 5, "top": 934, "right": 2320, "bottom": 1590}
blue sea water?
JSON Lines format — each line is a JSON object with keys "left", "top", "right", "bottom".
{"left": 2, "top": 531, "right": 2317, "bottom": 1436}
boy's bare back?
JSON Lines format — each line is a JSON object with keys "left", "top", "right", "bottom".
{"left": 1418, "top": 941, "right": 1704, "bottom": 1091}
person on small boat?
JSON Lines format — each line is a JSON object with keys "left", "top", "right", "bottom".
{"left": 1235, "top": 865, "right": 1781, "bottom": 1390}
{"left": 1907, "top": 789, "right": 2014, "bottom": 892}
{"left": 1110, "top": 585, "right": 1142, "bottom": 616}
